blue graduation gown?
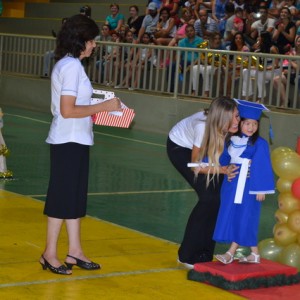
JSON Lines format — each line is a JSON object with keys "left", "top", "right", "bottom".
{"left": 213, "top": 135, "right": 275, "bottom": 247}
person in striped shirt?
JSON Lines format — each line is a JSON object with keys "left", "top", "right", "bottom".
{"left": 194, "top": 9, "right": 219, "bottom": 39}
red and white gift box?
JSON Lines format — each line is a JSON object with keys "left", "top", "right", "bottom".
{"left": 91, "top": 89, "right": 135, "bottom": 128}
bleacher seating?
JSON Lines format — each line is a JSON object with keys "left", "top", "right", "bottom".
{"left": 2, "top": 1, "right": 300, "bottom": 109}
{"left": 0, "top": 0, "right": 147, "bottom": 36}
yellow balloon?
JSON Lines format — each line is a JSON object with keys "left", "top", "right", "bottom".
{"left": 258, "top": 238, "right": 283, "bottom": 261}
{"left": 274, "top": 223, "right": 297, "bottom": 246}
{"left": 287, "top": 210, "right": 300, "bottom": 233}
{"left": 272, "top": 152, "right": 300, "bottom": 180}
{"left": 198, "top": 40, "right": 209, "bottom": 49}
{"left": 279, "top": 243, "right": 300, "bottom": 271}
{"left": 273, "top": 222, "right": 280, "bottom": 235}
{"left": 276, "top": 178, "right": 293, "bottom": 193}
{"left": 278, "top": 192, "right": 300, "bottom": 214}
{"left": 271, "top": 147, "right": 294, "bottom": 163}
{"left": 275, "top": 209, "right": 289, "bottom": 224}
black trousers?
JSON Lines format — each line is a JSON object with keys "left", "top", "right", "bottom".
{"left": 167, "top": 137, "right": 223, "bottom": 264}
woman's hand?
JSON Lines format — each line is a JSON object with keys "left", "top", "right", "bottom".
{"left": 226, "top": 164, "right": 240, "bottom": 182}
{"left": 103, "top": 97, "right": 122, "bottom": 112}
{"left": 277, "top": 23, "right": 285, "bottom": 32}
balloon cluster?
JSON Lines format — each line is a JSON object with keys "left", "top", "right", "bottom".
{"left": 198, "top": 41, "right": 227, "bottom": 67}
{"left": 0, "top": 144, "right": 10, "bottom": 156}
{"left": 258, "top": 147, "right": 300, "bottom": 271}
{"left": 235, "top": 55, "right": 264, "bottom": 71}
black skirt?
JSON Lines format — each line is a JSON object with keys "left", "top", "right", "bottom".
{"left": 44, "top": 142, "right": 90, "bottom": 219}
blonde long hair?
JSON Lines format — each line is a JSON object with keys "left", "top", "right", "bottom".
{"left": 198, "top": 97, "right": 238, "bottom": 185}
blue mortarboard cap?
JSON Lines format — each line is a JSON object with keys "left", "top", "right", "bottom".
{"left": 234, "top": 99, "right": 269, "bottom": 120}
{"left": 234, "top": 99, "right": 274, "bottom": 142}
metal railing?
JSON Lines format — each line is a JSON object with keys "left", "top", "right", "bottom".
{"left": 1, "top": 33, "right": 300, "bottom": 109}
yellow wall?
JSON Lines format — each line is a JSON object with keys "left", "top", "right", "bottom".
{"left": 2, "top": 0, "right": 49, "bottom": 18}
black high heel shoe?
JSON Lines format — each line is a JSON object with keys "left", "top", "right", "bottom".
{"left": 40, "top": 255, "right": 71, "bottom": 275}
{"left": 65, "top": 254, "right": 101, "bottom": 270}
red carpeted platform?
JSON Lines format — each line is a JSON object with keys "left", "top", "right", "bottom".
{"left": 232, "top": 283, "right": 300, "bottom": 300}
{"left": 188, "top": 259, "right": 300, "bottom": 290}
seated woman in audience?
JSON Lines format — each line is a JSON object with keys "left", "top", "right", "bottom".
{"left": 229, "top": 31, "right": 250, "bottom": 52}
{"left": 272, "top": 6, "right": 296, "bottom": 54}
{"left": 273, "top": 35, "right": 300, "bottom": 107}
{"left": 242, "top": 31, "right": 280, "bottom": 102}
{"left": 226, "top": 31, "right": 250, "bottom": 96}
{"left": 168, "top": 8, "right": 195, "bottom": 47}
{"left": 153, "top": 7, "right": 177, "bottom": 44}
{"left": 127, "top": 5, "right": 145, "bottom": 38}
{"left": 123, "top": 29, "right": 138, "bottom": 59}
{"left": 153, "top": 7, "right": 177, "bottom": 67}
{"left": 161, "top": 0, "right": 181, "bottom": 25}
{"left": 105, "top": 3, "right": 125, "bottom": 32}
{"left": 99, "top": 24, "right": 112, "bottom": 42}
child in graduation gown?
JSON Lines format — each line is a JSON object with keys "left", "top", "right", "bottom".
{"left": 213, "top": 100, "right": 275, "bottom": 264}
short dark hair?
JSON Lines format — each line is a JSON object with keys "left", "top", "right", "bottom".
{"left": 225, "top": 2, "right": 235, "bottom": 14}
{"left": 80, "top": 5, "right": 91, "bottom": 18}
{"left": 55, "top": 14, "right": 99, "bottom": 60}
{"left": 160, "top": 7, "right": 171, "bottom": 17}
{"left": 210, "top": 31, "right": 222, "bottom": 41}
{"left": 281, "top": 6, "right": 291, "bottom": 15}
{"left": 185, "top": 24, "right": 195, "bottom": 32}
{"left": 129, "top": 5, "right": 139, "bottom": 13}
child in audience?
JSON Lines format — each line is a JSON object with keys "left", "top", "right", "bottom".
{"left": 122, "top": 32, "right": 155, "bottom": 90}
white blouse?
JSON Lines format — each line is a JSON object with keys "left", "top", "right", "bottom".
{"left": 46, "top": 56, "right": 94, "bottom": 146}
{"left": 169, "top": 111, "right": 207, "bottom": 149}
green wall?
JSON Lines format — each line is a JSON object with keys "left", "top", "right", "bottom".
{"left": 1, "top": 74, "right": 299, "bottom": 151}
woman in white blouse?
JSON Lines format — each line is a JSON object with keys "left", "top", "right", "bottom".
{"left": 40, "top": 14, "right": 121, "bottom": 275}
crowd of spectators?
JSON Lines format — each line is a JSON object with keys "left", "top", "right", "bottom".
{"left": 43, "top": 2, "right": 300, "bottom": 106}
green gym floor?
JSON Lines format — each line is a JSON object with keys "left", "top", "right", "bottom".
{"left": 0, "top": 106, "right": 281, "bottom": 299}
